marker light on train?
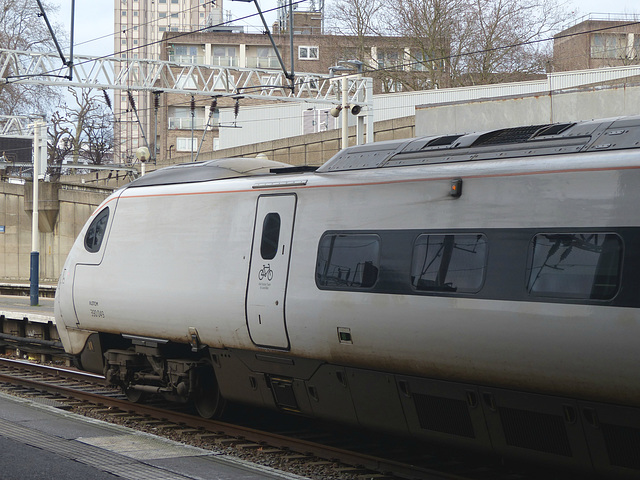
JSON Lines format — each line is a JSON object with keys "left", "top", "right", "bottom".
{"left": 450, "top": 178, "right": 463, "bottom": 198}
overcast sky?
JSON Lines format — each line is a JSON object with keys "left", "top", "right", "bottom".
{"left": 50, "top": 0, "right": 640, "bottom": 58}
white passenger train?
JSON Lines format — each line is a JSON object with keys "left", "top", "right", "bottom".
{"left": 55, "top": 116, "right": 640, "bottom": 477}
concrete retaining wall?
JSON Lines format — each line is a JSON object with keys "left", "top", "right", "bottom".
{"left": 0, "top": 182, "right": 110, "bottom": 282}
{"left": 415, "top": 82, "right": 640, "bottom": 137}
{"left": 162, "top": 116, "right": 416, "bottom": 167}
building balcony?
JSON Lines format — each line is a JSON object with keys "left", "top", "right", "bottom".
{"left": 168, "top": 117, "right": 208, "bottom": 130}
{"left": 246, "top": 56, "right": 280, "bottom": 69}
{"left": 212, "top": 56, "right": 239, "bottom": 67}
{"left": 169, "top": 54, "right": 204, "bottom": 65}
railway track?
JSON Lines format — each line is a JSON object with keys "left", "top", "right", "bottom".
{"left": 0, "top": 357, "right": 581, "bottom": 480}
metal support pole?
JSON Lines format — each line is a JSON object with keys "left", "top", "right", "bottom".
{"left": 289, "top": 0, "right": 294, "bottom": 84}
{"left": 341, "top": 75, "right": 348, "bottom": 150}
{"left": 195, "top": 102, "right": 217, "bottom": 161}
{"left": 366, "top": 78, "right": 374, "bottom": 143}
{"left": 153, "top": 91, "right": 160, "bottom": 164}
{"left": 30, "top": 121, "right": 42, "bottom": 306}
{"left": 190, "top": 95, "right": 195, "bottom": 162}
{"left": 253, "top": 0, "right": 295, "bottom": 92}
{"left": 356, "top": 72, "right": 364, "bottom": 145}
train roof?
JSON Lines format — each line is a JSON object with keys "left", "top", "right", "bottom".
{"left": 125, "top": 116, "right": 640, "bottom": 188}
{"left": 125, "top": 157, "right": 297, "bottom": 188}
{"left": 316, "top": 115, "right": 640, "bottom": 172}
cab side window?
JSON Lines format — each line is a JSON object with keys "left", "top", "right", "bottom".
{"left": 84, "top": 207, "right": 110, "bottom": 253}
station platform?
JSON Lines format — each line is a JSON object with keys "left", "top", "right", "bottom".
{"left": 0, "top": 391, "right": 308, "bottom": 480}
{"left": 0, "top": 293, "right": 55, "bottom": 324}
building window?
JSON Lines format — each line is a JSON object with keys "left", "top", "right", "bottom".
{"left": 411, "top": 234, "right": 487, "bottom": 293}
{"left": 121, "top": 10, "right": 127, "bottom": 16}
{"left": 133, "top": 11, "right": 138, "bottom": 16}
{"left": 316, "top": 234, "right": 380, "bottom": 289}
{"left": 159, "top": 12, "right": 166, "bottom": 18}
{"left": 171, "top": 13, "right": 179, "bottom": 18}
{"left": 526, "top": 233, "right": 622, "bottom": 300}
{"left": 247, "top": 47, "right": 278, "bottom": 68}
{"left": 171, "top": 45, "right": 201, "bottom": 64}
{"left": 591, "top": 33, "right": 627, "bottom": 59}
{"left": 169, "top": 106, "right": 205, "bottom": 129}
{"left": 298, "top": 46, "right": 319, "bottom": 60}
{"left": 377, "top": 49, "right": 400, "bottom": 69}
{"left": 176, "top": 137, "right": 198, "bottom": 151}
{"left": 212, "top": 46, "right": 237, "bottom": 67}
{"left": 258, "top": 47, "right": 276, "bottom": 58}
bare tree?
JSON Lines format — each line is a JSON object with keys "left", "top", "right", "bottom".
{"left": 47, "top": 109, "right": 74, "bottom": 181}
{"left": 325, "top": 0, "right": 385, "bottom": 38}
{"left": 0, "top": 0, "right": 63, "bottom": 115}
{"left": 80, "top": 103, "right": 114, "bottom": 166}
{"left": 462, "top": 0, "right": 573, "bottom": 85}
{"left": 63, "top": 88, "right": 104, "bottom": 164}
{"left": 383, "top": 0, "right": 471, "bottom": 90}
{"left": 332, "top": 0, "right": 574, "bottom": 91}
{"left": 47, "top": 88, "right": 113, "bottom": 178}
{"left": 325, "top": 0, "right": 387, "bottom": 76}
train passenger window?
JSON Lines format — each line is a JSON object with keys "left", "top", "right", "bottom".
{"left": 260, "top": 213, "right": 281, "bottom": 260}
{"left": 84, "top": 207, "right": 110, "bottom": 253}
{"left": 316, "top": 234, "right": 380, "bottom": 289}
{"left": 526, "top": 233, "right": 622, "bottom": 300}
{"left": 411, "top": 234, "right": 487, "bottom": 293}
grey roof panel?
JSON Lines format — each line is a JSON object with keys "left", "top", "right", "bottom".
{"left": 316, "top": 116, "right": 640, "bottom": 173}
{"left": 125, "top": 157, "right": 292, "bottom": 188}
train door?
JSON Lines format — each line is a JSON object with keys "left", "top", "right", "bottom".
{"left": 246, "top": 194, "right": 297, "bottom": 349}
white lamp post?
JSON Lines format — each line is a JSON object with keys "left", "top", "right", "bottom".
{"left": 136, "top": 146, "right": 150, "bottom": 176}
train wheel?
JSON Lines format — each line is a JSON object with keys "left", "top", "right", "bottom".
{"left": 193, "top": 364, "right": 226, "bottom": 419}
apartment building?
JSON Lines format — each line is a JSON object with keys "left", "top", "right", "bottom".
{"left": 155, "top": 11, "right": 442, "bottom": 163}
{"left": 553, "top": 14, "right": 640, "bottom": 72}
{"left": 114, "top": 0, "right": 221, "bottom": 164}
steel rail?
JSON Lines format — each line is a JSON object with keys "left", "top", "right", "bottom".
{"left": 0, "top": 357, "right": 101, "bottom": 382}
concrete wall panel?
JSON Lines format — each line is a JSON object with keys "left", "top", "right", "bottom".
{"left": 0, "top": 183, "right": 110, "bottom": 283}
{"left": 416, "top": 83, "right": 640, "bottom": 137}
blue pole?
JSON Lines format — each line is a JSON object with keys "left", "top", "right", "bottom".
{"left": 30, "top": 251, "right": 39, "bottom": 306}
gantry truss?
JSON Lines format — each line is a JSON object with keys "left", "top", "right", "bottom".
{"left": 0, "top": 48, "right": 373, "bottom": 107}
{"left": 0, "top": 115, "right": 46, "bottom": 138}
